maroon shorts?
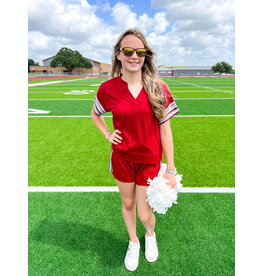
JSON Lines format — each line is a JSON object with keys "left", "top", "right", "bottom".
{"left": 109, "top": 150, "right": 161, "bottom": 186}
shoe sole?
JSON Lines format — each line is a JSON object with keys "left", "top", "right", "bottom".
{"left": 124, "top": 264, "right": 138, "bottom": 272}
{"left": 145, "top": 254, "right": 158, "bottom": 263}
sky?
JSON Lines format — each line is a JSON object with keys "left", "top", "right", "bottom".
{"left": 28, "top": 0, "right": 235, "bottom": 67}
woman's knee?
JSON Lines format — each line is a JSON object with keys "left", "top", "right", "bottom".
{"left": 138, "top": 211, "right": 154, "bottom": 223}
{"left": 122, "top": 198, "right": 136, "bottom": 211}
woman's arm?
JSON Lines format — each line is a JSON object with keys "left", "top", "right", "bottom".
{"left": 160, "top": 120, "right": 176, "bottom": 170}
{"left": 160, "top": 120, "right": 177, "bottom": 187}
{"left": 91, "top": 107, "right": 112, "bottom": 139}
{"left": 91, "top": 107, "right": 122, "bottom": 144}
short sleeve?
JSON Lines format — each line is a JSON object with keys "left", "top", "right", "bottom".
{"left": 93, "top": 83, "right": 110, "bottom": 116}
{"left": 159, "top": 83, "right": 180, "bottom": 125}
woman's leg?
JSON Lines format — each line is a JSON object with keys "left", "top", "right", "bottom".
{"left": 136, "top": 185, "right": 156, "bottom": 236}
{"left": 116, "top": 180, "right": 139, "bottom": 242}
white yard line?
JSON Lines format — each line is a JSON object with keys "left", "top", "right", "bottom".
{"left": 27, "top": 98, "right": 91, "bottom": 100}
{"left": 172, "top": 80, "right": 235, "bottom": 94}
{"left": 170, "top": 90, "right": 235, "bottom": 94}
{"left": 28, "top": 186, "right": 235, "bottom": 193}
{"left": 174, "top": 98, "right": 234, "bottom": 100}
{"left": 28, "top": 90, "right": 235, "bottom": 94}
{"left": 28, "top": 92, "right": 90, "bottom": 93}
{"left": 28, "top": 115, "right": 235, "bottom": 118}
{"left": 28, "top": 98, "right": 235, "bottom": 101}
{"left": 28, "top": 78, "right": 91, "bottom": 87}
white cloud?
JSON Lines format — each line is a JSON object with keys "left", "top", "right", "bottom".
{"left": 28, "top": 0, "right": 117, "bottom": 63}
{"left": 152, "top": 12, "right": 170, "bottom": 34}
{"left": 28, "top": 0, "right": 234, "bottom": 66}
{"left": 151, "top": 0, "right": 234, "bottom": 34}
{"left": 29, "top": 0, "right": 108, "bottom": 43}
{"left": 111, "top": 2, "right": 170, "bottom": 35}
{"left": 151, "top": 0, "right": 235, "bottom": 65}
{"left": 111, "top": 3, "right": 138, "bottom": 30}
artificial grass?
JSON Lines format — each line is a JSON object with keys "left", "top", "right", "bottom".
{"left": 28, "top": 77, "right": 234, "bottom": 101}
{"left": 173, "top": 93, "right": 234, "bottom": 98}
{"left": 28, "top": 92, "right": 234, "bottom": 100}
{"left": 28, "top": 99, "right": 234, "bottom": 116}
{"left": 28, "top": 117, "right": 234, "bottom": 187}
{"left": 28, "top": 192, "right": 234, "bottom": 276}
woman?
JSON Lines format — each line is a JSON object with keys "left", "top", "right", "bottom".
{"left": 91, "top": 28, "right": 180, "bottom": 272}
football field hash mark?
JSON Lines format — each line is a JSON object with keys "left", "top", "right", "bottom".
{"left": 64, "top": 90, "right": 95, "bottom": 95}
{"left": 28, "top": 108, "right": 50, "bottom": 114}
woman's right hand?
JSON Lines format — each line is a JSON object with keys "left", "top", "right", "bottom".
{"left": 107, "top": 129, "right": 122, "bottom": 145}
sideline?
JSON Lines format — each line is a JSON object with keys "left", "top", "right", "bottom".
{"left": 28, "top": 115, "right": 235, "bottom": 118}
{"left": 28, "top": 98, "right": 235, "bottom": 100}
{"left": 28, "top": 186, "right": 235, "bottom": 193}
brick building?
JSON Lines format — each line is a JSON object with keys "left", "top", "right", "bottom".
{"left": 30, "top": 55, "right": 112, "bottom": 75}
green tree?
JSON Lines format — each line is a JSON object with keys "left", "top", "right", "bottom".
{"left": 28, "top": 58, "right": 39, "bottom": 72}
{"left": 211, "top": 61, "right": 234, "bottom": 74}
{"left": 50, "top": 47, "right": 92, "bottom": 72}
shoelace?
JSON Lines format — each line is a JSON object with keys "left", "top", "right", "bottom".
{"left": 146, "top": 237, "right": 157, "bottom": 250}
{"left": 127, "top": 243, "right": 140, "bottom": 259}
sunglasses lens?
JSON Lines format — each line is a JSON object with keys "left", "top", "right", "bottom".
{"left": 136, "top": 49, "right": 147, "bottom": 57}
{"left": 122, "top": 48, "right": 147, "bottom": 57}
{"left": 123, "top": 48, "right": 134, "bottom": 56}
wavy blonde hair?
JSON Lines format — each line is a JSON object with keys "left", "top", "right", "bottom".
{"left": 111, "top": 28, "right": 167, "bottom": 120}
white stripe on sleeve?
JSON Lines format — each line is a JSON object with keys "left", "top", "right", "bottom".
{"left": 159, "top": 101, "right": 180, "bottom": 125}
{"left": 94, "top": 96, "right": 107, "bottom": 115}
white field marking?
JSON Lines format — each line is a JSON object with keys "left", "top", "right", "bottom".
{"left": 28, "top": 98, "right": 235, "bottom": 101}
{"left": 28, "top": 186, "right": 235, "bottom": 193}
{"left": 28, "top": 77, "right": 91, "bottom": 87}
{"left": 175, "top": 98, "right": 234, "bottom": 100}
{"left": 173, "top": 80, "right": 234, "bottom": 94}
{"left": 173, "top": 115, "right": 235, "bottom": 117}
{"left": 89, "top": 84, "right": 100, "bottom": 86}
{"left": 64, "top": 90, "right": 95, "bottom": 95}
{"left": 29, "top": 91, "right": 97, "bottom": 94}
{"left": 28, "top": 92, "right": 91, "bottom": 93}
{"left": 28, "top": 115, "right": 235, "bottom": 118}
{"left": 170, "top": 90, "right": 235, "bottom": 93}
{"left": 28, "top": 99, "right": 93, "bottom": 101}
{"left": 28, "top": 90, "right": 235, "bottom": 94}
{"left": 28, "top": 108, "right": 50, "bottom": 114}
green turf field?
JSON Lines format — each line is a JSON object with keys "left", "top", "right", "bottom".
{"left": 28, "top": 76, "right": 235, "bottom": 275}
{"left": 28, "top": 76, "right": 235, "bottom": 187}
{"left": 28, "top": 116, "right": 234, "bottom": 187}
{"left": 29, "top": 192, "right": 234, "bottom": 276}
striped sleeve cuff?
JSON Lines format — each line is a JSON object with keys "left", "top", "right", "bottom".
{"left": 159, "top": 101, "right": 180, "bottom": 125}
{"left": 94, "top": 96, "right": 107, "bottom": 116}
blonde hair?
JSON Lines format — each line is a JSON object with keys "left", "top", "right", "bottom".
{"left": 111, "top": 28, "right": 167, "bottom": 120}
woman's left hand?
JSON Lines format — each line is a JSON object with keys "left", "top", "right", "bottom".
{"left": 164, "top": 173, "right": 177, "bottom": 189}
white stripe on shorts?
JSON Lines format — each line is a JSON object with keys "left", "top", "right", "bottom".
{"left": 109, "top": 149, "right": 113, "bottom": 173}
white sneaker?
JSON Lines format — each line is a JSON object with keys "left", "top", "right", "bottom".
{"left": 124, "top": 240, "right": 140, "bottom": 271}
{"left": 145, "top": 233, "right": 158, "bottom": 262}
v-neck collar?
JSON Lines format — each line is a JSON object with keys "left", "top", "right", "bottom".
{"left": 119, "top": 76, "right": 143, "bottom": 100}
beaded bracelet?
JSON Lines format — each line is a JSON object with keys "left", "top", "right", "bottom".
{"left": 105, "top": 130, "right": 112, "bottom": 142}
{"left": 166, "top": 168, "right": 177, "bottom": 175}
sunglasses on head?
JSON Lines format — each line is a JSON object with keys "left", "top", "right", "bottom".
{"left": 120, "top": 47, "right": 148, "bottom": 57}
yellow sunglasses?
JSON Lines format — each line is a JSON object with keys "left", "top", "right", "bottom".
{"left": 120, "top": 47, "right": 148, "bottom": 57}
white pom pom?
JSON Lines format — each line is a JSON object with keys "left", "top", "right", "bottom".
{"left": 146, "top": 163, "right": 183, "bottom": 214}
